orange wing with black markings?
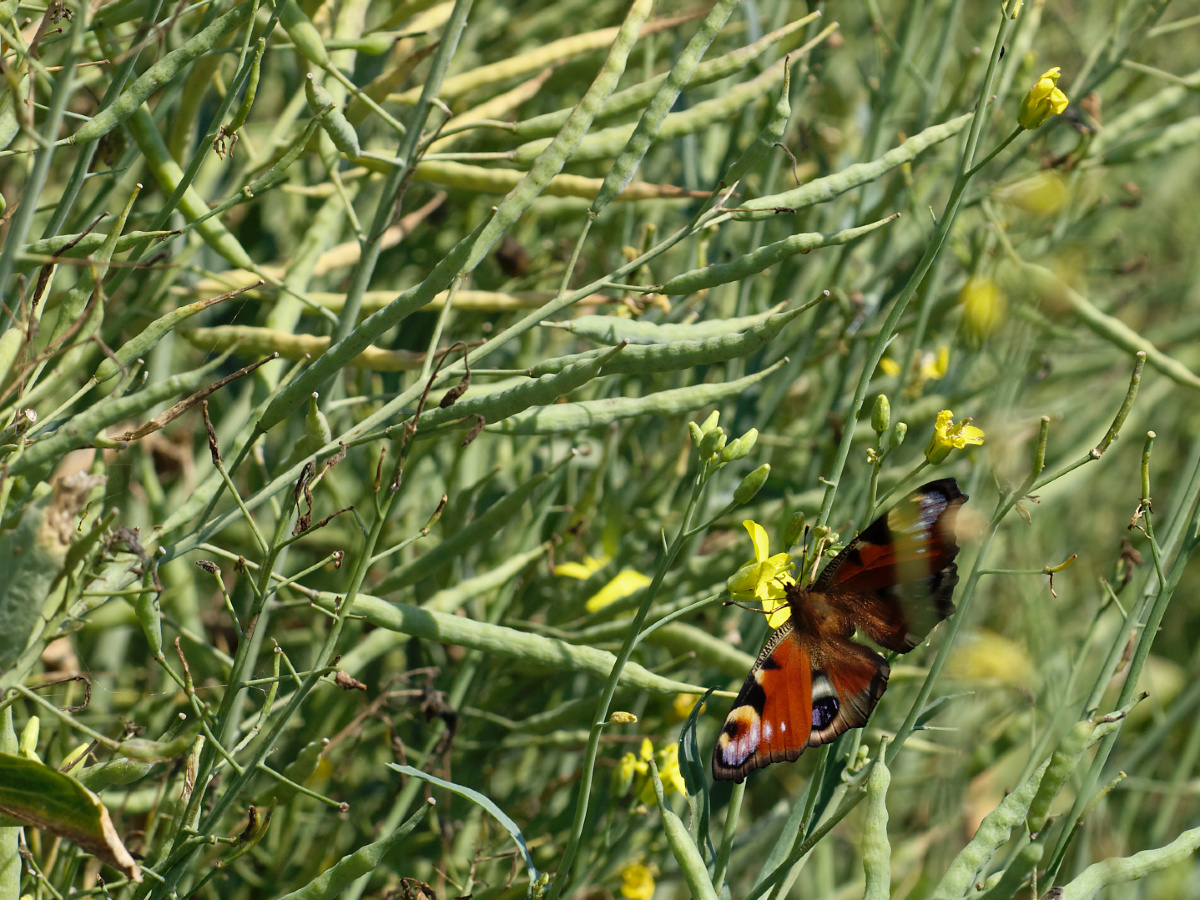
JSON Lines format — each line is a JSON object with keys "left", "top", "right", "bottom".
{"left": 712, "top": 479, "right": 967, "bottom": 783}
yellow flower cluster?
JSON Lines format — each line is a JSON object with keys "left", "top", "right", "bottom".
{"left": 726, "top": 520, "right": 794, "bottom": 629}
{"left": 613, "top": 739, "right": 686, "bottom": 803}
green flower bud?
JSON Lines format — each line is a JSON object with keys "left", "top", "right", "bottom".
{"left": 688, "top": 421, "right": 704, "bottom": 448}
{"left": 871, "top": 395, "right": 891, "bottom": 434}
{"left": 698, "top": 426, "right": 725, "bottom": 461}
{"left": 884, "top": 421, "right": 908, "bottom": 454}
{"left": 733, "top": 463, "right": 770, "bottom": 504}
{"left": 721, "top": 428, "right": 759, "bottom": 463}
{"left": 698, "top": 410, "right": 720, "bottom": 435}
{"left": 783, "top": 512, "right": 806, "bottom": 548}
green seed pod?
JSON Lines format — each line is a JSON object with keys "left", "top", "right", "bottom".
{"left": 305, "top": 74, "right": 361, "bottom": 157}
{"left": 277, "top": 0, "right": 329, "bottom": 67}
{"left": 226, "top": 37, "right": 265, "bottom": 135}
{"left": 134, "top": 573, "right": 163, "bottom": 660}
{"left": 660, "top": 805, "right": 719, "bottom": 900}
{"left": 733, "top": 464, "right": 771, "bottom": 505}
{"left": 871, "top": 394, "right": 891, "bottom": 434}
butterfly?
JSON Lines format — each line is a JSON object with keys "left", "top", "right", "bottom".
{"left": 712, "top": 478, "right": 968, "bottom": 783}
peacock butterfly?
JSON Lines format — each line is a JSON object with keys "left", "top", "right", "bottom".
{"left": 712, "top": 478, "right": 968, "bottom": 782}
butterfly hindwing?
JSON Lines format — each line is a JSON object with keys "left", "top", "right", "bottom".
{"left": 712, "top": 625, "right": 891, "bottom": 783}
{"left": 817, "top": 479, "right": 967, "bottom": 652}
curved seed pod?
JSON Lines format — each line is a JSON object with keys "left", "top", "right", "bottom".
{"left": 415, "top": 344, "right": 622, "bottom": 434}
{"left": 660, "top": 805, "right": 719, "bottom": 900}
{"left": 490, "top": 360, "right": 784, "bottom": 436}
{"left": 70, "top": 1, "right": 256, "bottom": 145}
{"left": 589, "top": 0, "right": 741, "bottom": 214}
{"left": 512, "top": 14, "right": 818, "bottom": 141}
{"left": 276, "top": 0, "right": 329, "bottom": 66}
{"left": 660, "top": 215, "right": 899, "bottom": 296}
{"left": 721, "top": 55, "right": 793, "bottom": 187}
{"left": 514, "top": 49, "right": 788, "bottom": 167}
{"left": 461, "top": 0, "right": 653, "bottom": 274}
{"left": 225, "top": 37, "right": 265, "bottom": 135}
{"left": 317, "top": 592, "right": 703, "bottom": 696}
{"left": 125, "top": 108, "right": 254, "bottom": 269}
{"left": 1027, "top": 719, "right": 1094, "bottom": 835}
{"left": 929, "top": 760, "right": 1050, "bottom": 900}
{"left": 305, "top": 74, "right": 360, "bottom": 157}
{"left": 735, "top": 111, "right": 974, "bottom": 220}
{"left": 548, "top": 305, "right": 786, "bottom": 345}
{"left": 862, "top": 754, "right": 892, "bottom": 900}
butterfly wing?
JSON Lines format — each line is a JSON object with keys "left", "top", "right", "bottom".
{"left": 712, "top": 622, "right": 889, "bottom": 783}
{"left": 815, "top": 478, "right": 967, "bottom": 652}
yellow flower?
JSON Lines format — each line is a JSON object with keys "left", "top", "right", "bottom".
{"left": 924, "top": 410, "right": 985, "bottom": 465}
{"left": 613, "top": 750, "right": 641, "bottom": 797}
{"left": 585, "top": 568, "right": 652, "bottom": 612}
{"left": 919, "top": 345, "right": 950, "bottom": 381}
{"left": 636, "top": 743, "right": 686, "bottom": 803}
{"left": 657, "top": 744, "right": 687, "bottom": 796}
{"left": 959, "top": 276, "right": 1007, "bottom": 341}
{"left": 878, "top": 356, "right": 902, "bottom": 377}
{"left": 671, "top": 693, "right": 704, "bottom": 721}
{"left": 726, "top": 521, "right": 793, "bottom": 629}
{"left": 1018, "top": 67, "right": 1069, "bottom": 130}
{"left": 555, "top": 555, "right": 608, "bottom": 579}
{"left": 620, "top": 863, "right": 656, "bottom": 900}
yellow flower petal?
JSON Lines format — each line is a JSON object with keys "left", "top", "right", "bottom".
{"left": 585, "top": 569, "right": 652, "bottom": 612}
{"left": 556, "top": 555, "right": 610, "bottom": 580}
{"left": 743, "top": 520, "right": 770, "bottom": 562}
{"left": 879, "top": 357, "right": 902, "bottom": 377}
{"left": 763, "top": 596, "right": 790, "bottom": 630}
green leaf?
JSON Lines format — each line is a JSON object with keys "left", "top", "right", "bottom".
{"left": 0, "top": 753, "right": 141, "bottom": 882}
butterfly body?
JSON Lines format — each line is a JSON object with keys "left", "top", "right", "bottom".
{"left": 713, "top": 479, "right": 967, "bottom": 783}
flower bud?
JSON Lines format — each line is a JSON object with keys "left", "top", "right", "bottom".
{"left": 871, "top": 395, "right": 890, "bottom": 434}
{"left": 733, "top": 463, "right": 770, "bottom": 504}
{"left": 884, "top": 421, "right": 908, "bottom": 454}
{"left": 698, "top": 410, "right": 720, "bottom": 435}
{"left": 721, "top": 428, "right": 759, "bottom": 463}
{"left": 609, "top": 711, "right": 638, "bottom": 724}
{"left": 698, "top": 426, "right": 725, "bottom": 461}
{"left": 783, "top": 512, "right": 806, "bottom": 548}
{"left": 688, "top": 421, "right": 704, "bottom": 448}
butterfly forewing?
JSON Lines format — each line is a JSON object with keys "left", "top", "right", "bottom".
{"left": 712, "top": 479, "right": 968, "bottom": 781}
{"left": 713, "top": 623, "right": 813, "bottom": 782}
{"left": 818, "top": 479, "right": 966, "bottom": 652}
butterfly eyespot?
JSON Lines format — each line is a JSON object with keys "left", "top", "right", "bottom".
{"left": 812, "top": 696, "right": 839, "bottom": 729}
